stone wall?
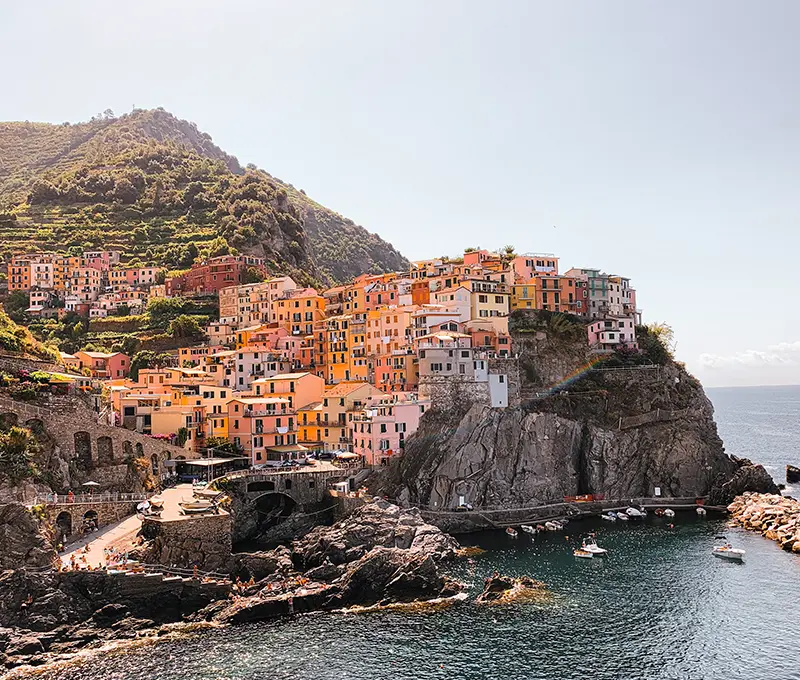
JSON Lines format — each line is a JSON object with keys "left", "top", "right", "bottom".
{"left": 0, "top": 397, "right": 194, "bottom": 490}
{"left": 43, "top": 500, "right": 139, "bottom": 544}
{"left": 141, "top": 513, "right": 233, "bottom": 573}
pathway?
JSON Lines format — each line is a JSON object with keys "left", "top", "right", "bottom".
{"left": 60, "top": 485, "right": 197, "bottom": 568}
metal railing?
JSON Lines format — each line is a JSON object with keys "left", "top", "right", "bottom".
{"left": 32, "top": 492, "right": 149, "bottom": 506}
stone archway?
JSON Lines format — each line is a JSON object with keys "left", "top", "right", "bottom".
{"left": 24, "top": 418, "right": 46, "bottom": 439}
{"left": 247, "top": 480, "right": 276, "bottom": 493}
{"left": 97, "top": 436, "right": 114, "bottom": 465}
{"left": 74, "top": 431, "right": 92, "bottom": 470}
{"left": 0, "top": 412, "right": 18, "bottom": 430}
{"left": 55, "top": 511, "right": 72, "bottom": 542}
{"left": 150, "top": 453, "right": 159, "bottom": 475}
{"left": 253, "top": 492, "right": 297, "bottom": 532}
{"left": 82, "top": 509, "right": 98, "bottom": 533}
{"left": 135, "top": 443, "right": 144, "bottom": 457}
{"left": 123, "top": 441, "right": 134, "bottom": 459}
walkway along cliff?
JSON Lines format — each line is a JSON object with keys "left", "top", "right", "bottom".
{"left": 377, "top": 325, "right": 774, "bottom": 528}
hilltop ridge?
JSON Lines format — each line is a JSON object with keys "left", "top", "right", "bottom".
{"left": 0, "top": 109, "right": 408, "bottom": 284}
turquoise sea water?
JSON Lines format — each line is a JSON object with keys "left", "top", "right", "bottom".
{"left": 24, "top": 386, "right": 800, "bottom": 680}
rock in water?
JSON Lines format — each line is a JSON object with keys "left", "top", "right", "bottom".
{"left": 476, "top": 574, "right": 548, "bottom": 604}
{"left": 292, "top": 500, "right": 460, "bottom": 568}
{"left": 708, "top": 458, "right": 780, "bottom": 506}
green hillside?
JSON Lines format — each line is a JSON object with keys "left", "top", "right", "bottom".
{"left": 0, "top": 109, "right": 408, "bottom": 283}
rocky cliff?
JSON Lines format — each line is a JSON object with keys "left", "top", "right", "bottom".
{"left": 381, "top": 333, "right": 752, "bottom": 512}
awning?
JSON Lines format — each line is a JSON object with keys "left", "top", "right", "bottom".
{"left": 176, "top": 457, "right": 249, "bottom": 467}
{"left": 267, "top": 444, "right": 309, "bottom": 454}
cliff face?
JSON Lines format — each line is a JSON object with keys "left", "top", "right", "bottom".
{"left": 383, "top": 340, "right": 738, "bottom": 511}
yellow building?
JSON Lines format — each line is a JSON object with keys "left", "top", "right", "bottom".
{"left": 271, "top": 288, "right": 326, "bottom": 336}
{"left": 298, "top": 381, "right": 383, "bottom": 451}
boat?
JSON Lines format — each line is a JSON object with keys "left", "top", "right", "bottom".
{"left": 573, "top": 548, "right": 593, "bottom": 559}
{"left": 696, "top": 507, "right": 707, "bottom": 516}
{"left": 654, "top": 508, "right": 665, "bottom": 517}
{"left": 505, "top": 527, "right": 518, "bottom": 538}
{"left": 663, "top": 508, "right": 675, "bottom": 518}
{"left": 601, "top": 512, "right": 617, "bottom": 522}
{"left": 712, "top": 544, "right": 745, "bottom": 561}
{"left": 545, "top": 521, "right": 563, "bottom": 531}
{"left": 536, "top": 524, "right": 546, "bottom": 532}
{"left": 582, "top": 537, "right": 608, "bottom": 556}
{"left": 179, "top": 500, "right": 214, "bottom": 514}
{"left": 616, "top": 512, "right": 629, "bottom": 521}
{"left": 521, "top": 525, "right": 537, "bottom": 535}
{"left": 626, "top": 507, "right": 644, "bottom": 519}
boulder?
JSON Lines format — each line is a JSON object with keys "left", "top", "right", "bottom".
{"left": 0, "top": 503, "right": 57, "bottom": 571}
{"left": 709, "top": 460, "right": 780, "bottom": 506}
{"left": 476, "top": 574, "right": 548, "bottom": 604}
{"left": 292, "top": 501, "right": 459, "bottom": 569}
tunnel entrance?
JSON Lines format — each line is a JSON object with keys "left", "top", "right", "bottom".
{"left": 254, "top": 492, "right": 297, "bottom": 532}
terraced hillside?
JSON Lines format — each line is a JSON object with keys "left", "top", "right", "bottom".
{"left": 0, "top": 109, "right": 408, "bottom": 283}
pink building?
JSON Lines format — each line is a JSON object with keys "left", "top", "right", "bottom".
{"left": 587, "top": 316, "right": 638, "bottom": 351}
{"left": 350, "top": 393, "right": 430, "bottom": 466}
{"left": 74, "top": 351, "right": 130, "bottom": 378}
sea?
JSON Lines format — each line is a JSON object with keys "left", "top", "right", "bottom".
{"left": 13, "top": 386, "right": 800, "bottom": 680}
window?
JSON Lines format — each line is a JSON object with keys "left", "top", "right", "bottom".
{"left": 495, "top": 295, "right": 503, "bottom": 304}
{"left": 499, "top": 375, "right": 505, "bottom": 383}
{"left": 380, "top": 423, "right": 387, "bottom": 433}
{"left": 461, "top": 350, "right": 470, "bottom": 358}
{"left": 478, "top": 294, "right": 487, "bottom": 303}
{"left": 431, "top": 362, "right": 443, "bottom": 372}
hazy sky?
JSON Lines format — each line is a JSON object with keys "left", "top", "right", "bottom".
{"left": 3, "top": 1, "right": 799, "bottom": 387}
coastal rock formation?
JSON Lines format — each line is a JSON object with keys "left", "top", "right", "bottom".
{"left": 292, "top": 500, "right": 460, "bottom": 568}
{"left": 708, "top": 458, "right": 780, "bottom": 506}
{"left": 382, "top": 361, "right": 737, "bottom": 513}
{"left": 476, "top": 574, "right": 548, "bottom": 604}
{"left": 0, "top": 503, "right": 56, "bottom": 570}
{"left": 211, "top": 501, "right": 463, "bottom": 625}
{"left": 0, "top": 568, "right": 229, "bottom": 669}
{"left": 727, "top": 492, "right": 800, "bottom": 552}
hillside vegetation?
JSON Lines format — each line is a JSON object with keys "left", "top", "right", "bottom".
{"left": 0, "top": 109, "right": 408, "bottom": 283}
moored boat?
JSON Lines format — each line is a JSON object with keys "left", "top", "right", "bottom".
{"left": 654, "top": 508, "right": 665, "bottom": 517}
{"left": 712, "top": 543, "right": 745, "bottom": 561}
{"left": 582, "top": 536, "right": 608, "bottom": 556}
{"left": 545, "top": 521, "right": 563, "bottom": 531}
{"left": 601, "top": 512, "right": 617, "bottom": 522}
{"left": 696, "top": 507, "right": 707, "bottom": 516}
{"left": 179, "top": 500, "right": 214, "bottom": 514}
{"left": 573, "top": 548, "right": 593, "bottom": 559}
{"left": 616, "top": 512, "right": 629, "bottom": 521}
{"left": 506, "top": 527, "right": 519, "bottom": 538}
{"left": 521, "top": 525, "right": 537, "bottom": 535}
{"left": 626, "top": 507, "right": 644, "bottom": 519}
{"left": 664, "top": 508, "right": 675, "bottom": 518}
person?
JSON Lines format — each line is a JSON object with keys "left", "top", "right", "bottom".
{"left": 67, "top": 490, "right": 75, "bottom": 504}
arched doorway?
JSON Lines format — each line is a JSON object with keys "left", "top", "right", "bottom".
{"left": 135, "top": 442, "right": 144, "bottom": 457}
{"left": 82, "top": 509, "right": 99, "bottom": 534}
{"left": 74, "top": 432, "right": 92, "bottom": 470}
{"left": 24, "top": 418, "right": 46, "bottom": 439}
{"left": 0, "top": 412, "right": 18, "bottom": 430}
{"left": 150, "top": 453, "right": 159, "bottom": 475}
{"left": 253, "top": 492, "right": 297, "bottom": 532}
{"left": 55, "top": 511, "right": 72, "bottom": 542}
{"left": 123, "top": 441, "right": 133, "bottom": 459}
{"left": 97, "top": 436, "right": 113, "bottom": 465}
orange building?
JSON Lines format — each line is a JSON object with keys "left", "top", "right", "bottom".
{"left": 271, "top": 288, "right": 325, "bottom": 336}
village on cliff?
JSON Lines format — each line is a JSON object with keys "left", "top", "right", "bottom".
{"left": 6, "top": 247, "right": 641, "bottom": 472}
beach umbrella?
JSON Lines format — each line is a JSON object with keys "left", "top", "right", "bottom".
{"left": 82, "top": 481, "right": 100, "bottom": 486}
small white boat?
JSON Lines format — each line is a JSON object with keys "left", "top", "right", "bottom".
{"left": 663, "top": 508, "right": 675, "bottom": 518}
{"left": 573, "top": 548, "right": 593, "bottom": 559}
{"left": 506, "top": 527, "right": 518, "bottom": 539}
{"left": 601, "top": 512, "right": 617, "bottom": 522}
{"left": 712, "top": 544, "right": 745, "bottom": 561}
{"left": 520, "top": 525, "right": 537, "bottom": 535}
{"left": 626, "top": 507, "right": 644, "bottom": 519}
{"left": 545, "top": 521, "right": 563, "bottom": 531}
{"left": 696, "top": 507, "right": 707, "bottom": 516}
{"left": 582, "top": 539, "right": 608, "bottom": 556}
{"left": 616, "top": 512, "right": 629, "bottom": 521}
{"left": 179, "top": 500, "right": 214, "bottom": 514}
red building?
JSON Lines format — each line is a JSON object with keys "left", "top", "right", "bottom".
{"left": 166, "top": 256, "right": 266, "bottom": 296}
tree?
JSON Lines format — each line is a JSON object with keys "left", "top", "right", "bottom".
{"left": 155, "top": 270, "right": 167, "bottom": 285}
{"left": 204, "top": 436, "right": 238, "bottom": 455}
{"left": 3, "top": 291, "right": 29, "bottom": 319}
{"left": 0, "top": 426, "right": 39, "bottom": 483}
{"left": 243, "top": 266, "right": 265, "bottom": 284}
{"left": 168, "top": 315, "right": 203, "bottom": 338}
{"left": 129, "top": 350, "right": 156, "bottom": 381}
{"left": 636, "top": 323, "right": 675, "bottom": 365}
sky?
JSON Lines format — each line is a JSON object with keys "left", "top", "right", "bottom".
{"left": 2, "top": 1, "right": 799, "bottom": 387}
